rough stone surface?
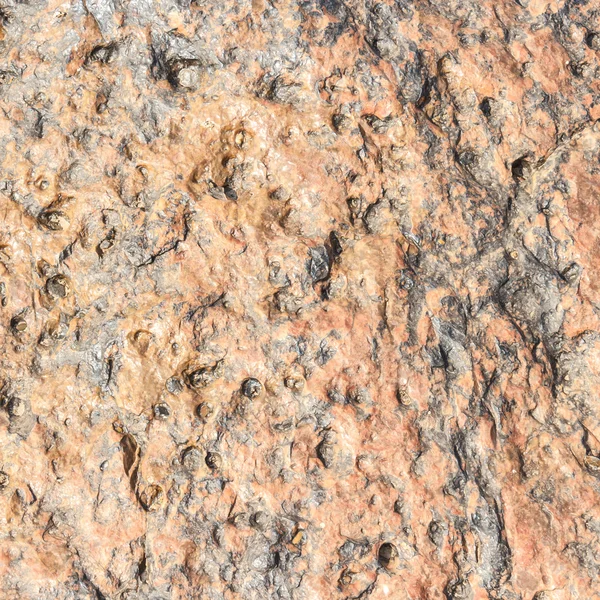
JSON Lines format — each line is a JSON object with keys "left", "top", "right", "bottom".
{"left": 1, "top": 0, "right": 600, "bottom": 598}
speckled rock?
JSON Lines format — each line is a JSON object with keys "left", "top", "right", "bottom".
{"left": 1, "top": 1, "right": 600, "bottom": 599}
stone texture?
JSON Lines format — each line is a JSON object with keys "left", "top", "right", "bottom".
{"left": 1, "top": 0, "right": 600, "bottom": 598}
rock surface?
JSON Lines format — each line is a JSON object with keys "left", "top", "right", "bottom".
{"left": 1, "top": 0, "right": 600, "bottom": 598}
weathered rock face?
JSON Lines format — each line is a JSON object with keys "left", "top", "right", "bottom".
{"left": 1, "top": 0, "right": 600, "bottom": 598}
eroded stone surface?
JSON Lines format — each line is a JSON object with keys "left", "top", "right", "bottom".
{"left": 1, "top": 0, "right": 600, "bottom": 598}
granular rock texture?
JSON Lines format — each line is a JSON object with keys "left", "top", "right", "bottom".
{"left": 2, "top": 0, "right": 600, "bottom": 598}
